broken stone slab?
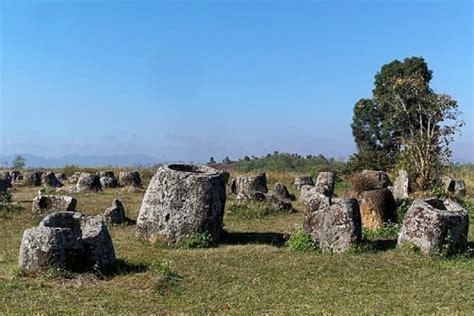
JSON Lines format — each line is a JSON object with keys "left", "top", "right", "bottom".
{"left": 294, "top": 176, "right": 314, "bottom": 190}
{"left": 136, "top": 164, "right": 228, "bottom": 243}
{"left": 397, "top": 198, "right": 469, "bottom": 255}
{"left": 104, "top": 199, "right": 126, "bottom": 224}
{"left": 18, "top": 211, "right": 116, "bottom": 272}
{"left": 32, "top": 195, "right": 77, "bottom": 214}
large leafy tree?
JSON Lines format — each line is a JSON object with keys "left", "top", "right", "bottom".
{"left": 349, "top": 57, "right": 463, "bottom": 189}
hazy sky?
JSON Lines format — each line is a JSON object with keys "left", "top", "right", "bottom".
{"left": 1, "top": 0, "right": 472, "bottom": 162}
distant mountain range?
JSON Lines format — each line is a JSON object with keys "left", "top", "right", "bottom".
{"left": 0, "top": 154, "right": 164, "bottom": 168}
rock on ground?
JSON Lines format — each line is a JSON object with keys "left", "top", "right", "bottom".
{"left": 446, "top": 179, "right": 466, "bottom": 196}
{"left": 104, "top": 199, "right": 126, "bottom": 224}
{"left": 68, "top": 172, "right": 82, "bottom": 184}
{"left": 294, "top": 176, "right": 314, "bottom": 190}
{"left": 41, "top": 172, "right": 63, "bottom": 188}
{"left": 0, "top": 171, "right": 12, "bottom": 188}
{"left": 69, "top": 173, "right": 102, "bottom": 193}
{"left": 98, "top": 171, "right": 119, "bottom": 188}
{"left": 315, "top": 172, "right": 336, "bottom": 197}
{"left": 391, "top": 170, "right": 410, "bottom": 199}
{"left": 358, "top": 188, "right": 396, "bottom": 230}
{"left": 304, "top": 196, "right": 361, "bottom": 253}
{"left": 136, "top": 164, "right": 228, "bottom": 243}
{"left": 19, "top": 211, "right": 116, "bottom": 272}
{"left": 271, "top": 182, "right": 295, "bottom": 201}
{"left": 22, "top": 172, "right": 42, "bottom": 186}
{"left": 234, "top": 173, "right": 268, "bottom": 200}
{"left": 119, "top": 171, "right": 142, "bottom": 188}
{"left": 397, "top": 198, "right": 469, "bottom": 255}
{"left": 32, "top": 195, "right": 77, "bottom": 214}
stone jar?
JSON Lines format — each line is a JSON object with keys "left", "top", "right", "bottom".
{"left": 136, "top": 164, "right": 228, "bottom": 243}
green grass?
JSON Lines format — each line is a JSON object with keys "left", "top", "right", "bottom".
{"left": 0, "top": 172, "right": 473, "bottom": 314}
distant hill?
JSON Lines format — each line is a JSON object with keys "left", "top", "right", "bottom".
{"left": 0, "top": 154, "right": 164, "bottom": 168}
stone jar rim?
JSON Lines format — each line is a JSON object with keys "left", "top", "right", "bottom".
{"left": 164, "top": 164, "right": 222, "bottom": 177}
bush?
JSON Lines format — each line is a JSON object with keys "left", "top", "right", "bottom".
{"left": 395, "top": 198, "right": 413, "bottom": 223}
{"left": 287, "top": 231, "right": 318, "bottom": 252}
{"left": 362, "top": 223, "right": 400, "bottom": 240}
{"left": 180, "top": 232, "right": 216, "bottom": 249}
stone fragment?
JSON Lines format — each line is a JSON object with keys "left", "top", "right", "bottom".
{"left": 104, "top": 199, "right": 126, "bottom": 224}
{"left": 271, "top": 182, "right": 295, "bottom": 201}
{"left": 41, "top": 172, "right": 63, "bottom": 188}
{"left": 294, "top": 176, "right": 314, "bottom": 190}
{"left": 32, "top": 195, "right": 77, "bottom": 214}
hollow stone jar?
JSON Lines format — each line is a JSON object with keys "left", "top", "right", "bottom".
{"left": 136, "top": 164, "right": 228, "bottom": 243}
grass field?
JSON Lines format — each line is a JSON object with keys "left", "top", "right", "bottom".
{"left": 1, "top": 171, "right": 473, "bottom": 314}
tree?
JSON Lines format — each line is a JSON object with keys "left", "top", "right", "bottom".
{"left": 349, "top": 57, "right": 463, "bottom": 189}
{"left": 243, "top": 155, "right": 251, "bottom": 161}
{"left": 208, "top": 157, "right": 216, "bottom": 165}
{"left": 222, "top": 156, "right": 232, "bottom": 164}
{"left": 11, "top": 155, "right": 26, "bottom": 169}
{"left": 380, "top": 72, "right": 463, "bottom": 189}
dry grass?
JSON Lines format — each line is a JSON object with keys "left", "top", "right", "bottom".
{"left": 0, "top": 171, "right": 473, "bottom": 314}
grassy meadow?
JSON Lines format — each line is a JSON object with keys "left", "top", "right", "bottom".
{"left": 0, "top": 166, "right": 473, "bottom": 314}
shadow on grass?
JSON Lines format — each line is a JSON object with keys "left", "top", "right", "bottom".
{"left": 220, "top": 231, "right": 286, "bottom": 247}
{"left": 364, "top": 239, "right": 398, "bottom": 252}
{"left": 97, "top": 258, "right": 149, "bottom": 278}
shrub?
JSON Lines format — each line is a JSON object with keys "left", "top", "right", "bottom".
{"left": 287, "top": 231, "right": 318, "bottom": 252}
{"left": 395, "top": 198, "right": 413, "bottom": 223}
{"left": 180, "top": 232, "right": 216, "bottom": 249}
{"left": 362, "top": 223, "right": 400, "bottom": 240}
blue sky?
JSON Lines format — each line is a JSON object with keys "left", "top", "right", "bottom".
{"left": 1, "top": 0, "right": 472, "bottom": 163}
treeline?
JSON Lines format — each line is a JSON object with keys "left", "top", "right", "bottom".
{"left": 231, "top": 152, "right": 345, "bottom": 175}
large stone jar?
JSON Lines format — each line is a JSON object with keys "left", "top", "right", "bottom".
{"left": 136, "top": 164, "right": 228, "bottom": 243}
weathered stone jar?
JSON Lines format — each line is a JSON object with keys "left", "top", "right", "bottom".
{"left": 397, "top": 198, "right": 469, "bottom": 255}
{"left": 136, "top": 164, "right": 228, "bottom": 243}
{"left": 19, "top": 211, "right": 116, "bottom": 272}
